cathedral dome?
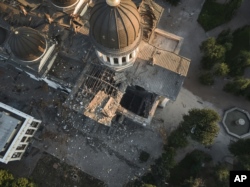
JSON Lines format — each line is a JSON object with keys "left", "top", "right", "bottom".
{"left": 51, "top": 0, "right": 79, "bottom": 7}
{"left": 8, "top": 27, "right": 46, "bottom": 62}
{"left": 89, "top": 0, "right": 141, "bottom": 54}
{"left": 0, "top": 27, "right": 7, "bottom": 45}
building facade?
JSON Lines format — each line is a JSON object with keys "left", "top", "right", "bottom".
{"left": 0, "top": 102, "right": 41, "bottom": 164}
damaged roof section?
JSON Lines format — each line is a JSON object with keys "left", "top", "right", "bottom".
{"left": 126, "top": 41, "right": 190, "bottom": 100}
{"left": 138, "top": 41, "right": 190, "bottom": 76}
{"left": 66, "top": 63, "right": 125, "bottom": 126}
{"left": 47, "top": 55, "right": 86, "bottom": 88}
{"left": 138, "top": 0, "right": 164, "bottom": 41}
{"left": 84, "top": 90, "right": 122, "bottom": 126}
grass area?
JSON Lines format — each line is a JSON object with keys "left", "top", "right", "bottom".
{"left": 198, "top": 0, "right": 243, "bottom": 31}
{"left": 31, "top": 153, "right": 105, "bottom": 187}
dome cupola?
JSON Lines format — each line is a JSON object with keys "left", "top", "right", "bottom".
{"left": 8, "top": 27, "right": 47, "bottom": 62}
{"left": 90, "top": 0, "right": 141, "bottom": 52}
{"left": 89, "top": 0, "right": 142, "bottom": 70}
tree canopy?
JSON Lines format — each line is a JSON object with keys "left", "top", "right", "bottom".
{"left": 214, "top": 63, "right": 230, "bottom": 76}
{"left": 214, "top": 163, "right": 230, "bottom": 187}
{"left": 169, "top": 150, "right": 211, "bottom": 186}
{"left": 229, "top": 139, "right": 250, "bottom": 170}
{"left": 200, "top": 38, "right": 226, "bottom": 62}
{"left": 0, "top": 169, "right": 36, "bottom": 187}
{"left": 223, "top": 77, "right": 250, "bottom": 100}
{"left": 182, "top": 177, "right": 205, "bottom": 187}
{"left": 167, "top": 127, "right": 188, "bottom": 148}
{"left": 181, "top": 108, "right": 220, "bottom": 146}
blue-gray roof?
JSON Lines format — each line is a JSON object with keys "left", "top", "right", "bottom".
{"left": 0, "top": 112, "right": 20, "bottom": 152}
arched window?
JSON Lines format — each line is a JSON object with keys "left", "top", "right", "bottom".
{"left": 129, "top": 53, "right": 132, "bottom": 59}
{"left": 122, "top": 57, "right": 126, "bottom": 63}
{"left": 114, "top": 58, "right": 118, "bottom": 64}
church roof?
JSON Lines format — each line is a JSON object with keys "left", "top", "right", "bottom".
{"left": 126, "top": 41, "right": 190, "bottom": 100}
{"left": 0, "top": 112, "right": 19, "bottom": 152}
{"left": 8, "top": 27, "right": 46, "bottom": 62}
{"left": 51, "top": 0, "right": 79, "bottom": 7}
{"left": 89, "top": 0, "right": 141, "bottom": 53}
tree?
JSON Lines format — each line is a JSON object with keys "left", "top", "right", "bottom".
{"left": 12, "top": 178, "right": 36, "bottom": 187}
{"left": 236, "top": 155, "right": 250, "bottom": 170}
{"left": 168, "top": 127, "right": 188, "bottom": 149}
{"left": 229, "top": 139, "right": 250, "bottom": 156}
{"left": 214, "top": 63, "right": 230, "bottom": 76}
{"left": 229, "top": 139, "right": 250, "bottom": 170}
{"left": 0, "top": 169, "right": 14, "bottom": 187}
{"left": 141, "top": 184, "right": 156, "bottom": 187}
{"left": 0, "top": 170, "right": 35, "bottom": 187}
{"left": 169, "top": 150, "right": 211, "bottom": 186}
{"left": 229, "top": 50, "right": 250, "bottom": 76}
{"left": 181, "top": 109, "right": 220, "bottom": 146}
{"left": 162, "top": 146, "right": 176, "bottom": 169}
{"left": 150, "top": 146, "right": 176, "bottom": 186}
{"left": 200, "top": 38, "right": 226, "bottom": 65}
{"left": 217, "top": 29, "right": 233, "bottom": 49}
{"left": 223, "top": 77, "right": 250, "bottom": 96}
{"left": 214, "top": 163, "right": 229, "bottom": 187}
{"left": 182, "top": 177, "right": 205, "bottom": 187}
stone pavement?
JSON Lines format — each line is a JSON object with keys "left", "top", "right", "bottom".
{"left": 154, "top": 88, "right": 233, "bottom": 163}
{"left": 153, "top": 0, "right": 250, "bottom": 165}
{"left": 156, "top": 0, "right": 250, "bottom": 111}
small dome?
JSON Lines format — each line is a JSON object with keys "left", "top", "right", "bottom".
{"left": 8, "top": 27, "right": 46, "bottom": 62}
{"left": 0, "top": 27, "right": 7, "bottom": 45}
{"left": 51, "top": 0, "right": 79, "bottom": 7}
{"left": 89, "top": 0, "right": 141, "bottom": 52}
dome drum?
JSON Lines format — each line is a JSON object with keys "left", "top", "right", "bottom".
{"left": 96, "top": 47, "right": 139, "bottom": 70}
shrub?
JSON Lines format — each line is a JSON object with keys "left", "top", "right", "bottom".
{"left": 223, "top": 77, "right": 250, "bottom": 96}
{"left": 200, "top": 38, "right": 226, "bottom": 70}
{"left": 200, "top": 38, "right": 226, "bottom": 62}
{"left": 214, "top": 163, "right": 230, "bottom": 187}
{"left": 168, "top": 128, "right": 188, "bottom": 149}
{"left": 214, "top": 63, "right": 230, "bottom": 76}
{"left": 217, "top": 29, "right": 233, "bottom": 46}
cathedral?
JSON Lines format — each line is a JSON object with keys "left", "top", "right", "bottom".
{"left": 0, "top": 0, "right": 190, "bottom": 127}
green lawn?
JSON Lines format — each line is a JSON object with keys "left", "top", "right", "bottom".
{"left": 198, "top": 0, "right": 243, "bottom": 31}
